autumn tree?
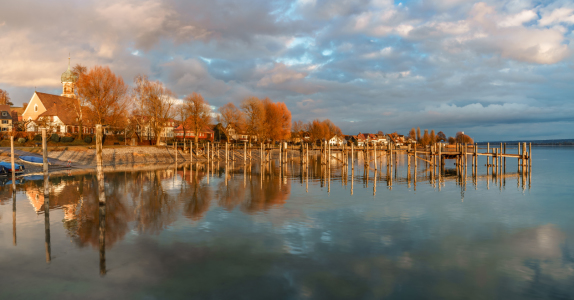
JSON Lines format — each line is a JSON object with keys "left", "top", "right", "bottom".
{"left": 455, "top": 131, "right": 474, "bottom": 144}
{"left": 409, "top": 128, "right": 416, "bottom": 141}
{"left": 0, "top": 89, "right": 13, "bottom": 106}
{"left": 306, "top": 119, "right": 342, "bottom": 142}
{"left": 241, "top": 97, "right": 266, "bottom": 143}
{"left": 416, "top": 127, "right": 421, "bottom": 143}
{"left": 262, "top": 98, "right": 291, "bottom": 142}
{"left": 184, "top": 92, "right": 212, "bottom": 144}
{"left": 422, "top": 129, "right": 430, "bottom": 146}
{"left": 448, "top": 137, "right": 456, "bottom": 145}
{"left": 77, "top": 66, "right": 129, "bottom": 130}
{"left": 430, "top": 130, "right": 436, "bottom": 145}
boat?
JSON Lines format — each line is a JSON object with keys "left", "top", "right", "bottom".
{"left": 0, "top": 161, "right": 25, "bottom": 174}
{"left": 19, "top": 156, "right": 49, "bottom": 166}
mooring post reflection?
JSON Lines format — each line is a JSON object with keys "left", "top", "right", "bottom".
{"left": 96, "top": 124, "right": 106, "bottom": 276}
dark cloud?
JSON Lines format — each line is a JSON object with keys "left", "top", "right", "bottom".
{"left": 0, "top": 0, "right": 573, "bottom": 140}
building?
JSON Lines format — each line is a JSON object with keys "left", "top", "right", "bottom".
{"left": 21, "top": 59, "right": 95, "bottom": 135}
{"left": 329, "top": 135, "right": 344, "bottom": 146}
{"left": 0, "top": 105, "right": 13, "bottom": 132}
{"left": 174, "top": 124, "right": 214, "bottom": 142}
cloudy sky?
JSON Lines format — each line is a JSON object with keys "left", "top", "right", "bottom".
{"left": 0, "top": 0, "right": 573, "bottom": 141}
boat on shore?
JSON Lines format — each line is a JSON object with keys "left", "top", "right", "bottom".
{"left": 19, "top": 156, "right": 49, "bottom": 166}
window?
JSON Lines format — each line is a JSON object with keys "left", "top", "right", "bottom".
{"left": 1, "top": 128, "right": 6, "bottom": 131}
{"left": 1, "top": 120, "right": 7, "bottom": 124}
{"left": 1, "top": 112, "right": 6, "bottom": 116}
{"left": 34, "top": 104, "right": 38, "bottom": 112}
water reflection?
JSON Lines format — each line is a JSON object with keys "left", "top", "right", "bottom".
{"left": 1, "top": 149, "right": 570, "bottom": 299}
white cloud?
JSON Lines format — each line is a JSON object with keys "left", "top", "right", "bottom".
{"left": 539, "top": 8, "right": 574, "bottom": 26}
{"left": 498, "top": 9, "right": 538, "bottom": 27}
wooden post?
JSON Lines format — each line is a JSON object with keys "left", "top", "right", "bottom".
{"left": 522, "top": 142, "right": 527, "bottom": 171}
{"left": 279, "top": 142, "right": 282, "bottom": 164}
{"left": 174, "top": 140, "right": 177, "bottom": 164}
{"left": 244, "top": 143, "right": 247, "bottom": 164}
{"left": 504, "top": 143, "right": 506, "bottom": 173}
{"left": 226, "top": 142, "right": 228, "bottom": 162}
{"left": 42, "top": 128, "right": 48, "bottom": 173}
{"left": 351, "top": 144, "right": 354, "bottom": 169}
{"left": 486, "top": 142, "right": 490, "bottom": 168}
{"left": 374, "top": 144, "right": 377, "bottom": 170}
{"left": 190, "top": 141, "right": 193, "bottom": 163}
{"left": 44, "top": 169, "right": 50, "bottom": 263}
{"left": 516, "top": 142, "right": 522, "bottom": 172}
{"left": 96, "top": 126, "right": 106, "bottom": 275}
{"left": 528, "top": 143, "right": 532, "bottom": 171}
{"left": 10, "top": 136, "right": 15, "bottom": 177}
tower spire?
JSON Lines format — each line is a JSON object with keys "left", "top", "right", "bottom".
{"left": 68, "top": 53, "right": 71, "bottom": 69}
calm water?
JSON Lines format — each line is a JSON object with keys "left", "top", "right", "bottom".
{"left": 1, "top": 147, "right": 573, "bottom": 299}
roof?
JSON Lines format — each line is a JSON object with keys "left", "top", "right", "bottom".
{"left": 174, "top": 124, "right": 214, "bottom": 133}
{"left": 35, "top": 92, "right": 83, "bottom": 125}
{"left": 0, "top": 105, "right": 11, "bottom": 120}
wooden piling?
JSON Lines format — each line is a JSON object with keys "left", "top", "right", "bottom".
{"left": 42, "top": 128, "right": 48, "bottom": 173}
{"left": 10, "top": 136, "right": 15, "bottom": 179}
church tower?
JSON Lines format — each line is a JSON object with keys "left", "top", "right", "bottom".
{"left": 61, "top": 55, "right": 78, "bottom": 98}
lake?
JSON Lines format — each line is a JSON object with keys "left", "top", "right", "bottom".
{"left": 1, "top": 146, "right": 573, "bottom": 299}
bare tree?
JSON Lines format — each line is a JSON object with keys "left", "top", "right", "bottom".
{"left": 174, "top": 103, "right": 190, "bottom": 144}
{"left": 143, "top": 82, "right": 176, "bottom": 145}
{"left": 241, "top": 97, "right": 265, "bottom": 143}
{"left": 183, "top": 92, "right": 212, "bottom": 144}
{"left": 65, "top": 63, "right": 88, "bottom": 139}
{"left": 219, "top": 102, "right": 245, "bottom": 142}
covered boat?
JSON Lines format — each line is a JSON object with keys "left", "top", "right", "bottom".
{"left": 0, "top": 161, "right": 25, "bottom": 174}
{"left": 19, "top": 156, "right": 50, "bottom": 166}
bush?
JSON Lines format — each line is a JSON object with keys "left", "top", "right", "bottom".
{"left": 34, "top": 134, "right": 42, "bottom": 141}
{"left": 84, "top": 136, "right": 92, "bottom": 143}
{"left": 17, "top": 138, "right": 26, "bottom": 144}
{"left": 117, "top": 135, "right": 125, "bottom": 142}
{"left": 50, "top": 134, "right": 60, "bottom": 143}
{"left": 61, "top": 136, "right": 74, "bottom": 143}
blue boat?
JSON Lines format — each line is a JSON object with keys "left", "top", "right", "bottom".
{"left": 0, "top": 161, "right": 25, "bottom": 174}
{"left": 19, "top": 156, "right": 49, "bottom": 166}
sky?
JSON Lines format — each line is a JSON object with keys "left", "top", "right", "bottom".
{"left": 0, "top": 0, "right": 573, "bottom": 141}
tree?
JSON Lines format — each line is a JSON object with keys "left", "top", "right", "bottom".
{"left": 416, "top": 127, "right": 421, "bottom": 143}
{"left": 409, "top": 128, "right": 416, "bottom": 140}
{"left": 184, "top": 92, "right": 212, "bottom": 144}
{"left": 0, "top": 89, "right": 13, "bottom": 106}
{"left": 175, "top": 103, "right": 191, "bottom": 143}
{"left": 241, "top": 97, "right": 265, "bottom": 143}
{"left": 141, "top": 79, "right": 176, "bottom": 145}
{"left": 455, "top": 131, "right": 474, "bottom": 144}
{"left": 291, "top": 120, "right": 304, "bottom": 142}
{"left": 262, "top": 98, "right": 291, "bottom": 142}
{"left": 77, "top": 66, "right": 129, "bottom": 128}
{"left": 422, "top": 129, "right": 430, "bottom": 146}
{"left": 430, "top": 130, "right": 436, "bottom": 145}
{"left": 219, "top": 103, "right": 245, "bottom": 142}
{"left": 448, "top": 137, "right": 456, "bottom": 145}
{"left": 436, "top": 131, "right": 447, "bottom": 143}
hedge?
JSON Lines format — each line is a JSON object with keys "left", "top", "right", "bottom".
{"left": 84, "top": 136, "right": 92, "bottom": 143}
{"left": 50, "top": 134, "right": 60, "bottom": 143}
{"left": 61, "top": 137, "right": 74, "bottom": 143}
{"left": 33, "top": 135, "right": 42, "bottom": 141}
{"left": 17, "top": 138, "right": 26, "bottom": 144}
